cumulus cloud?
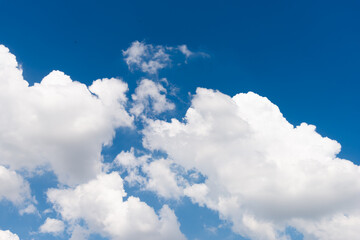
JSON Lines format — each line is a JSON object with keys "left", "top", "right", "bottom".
{"left": 47, "top": 172, "right": 186, "bottom": 240}
{"left": 131, "top": 79, "right": 175, "bottom": 117}
{"left": 39, "top": 218, "right": 65, "bottom": 235}
{"left": 123, "top": 41, "right": 171, "bottom": 75}
{"left": 292, "top": 213, "right": 360, "bottom": 240}
{"left": 0, "top": 230, "right": 20, "bottom": 240}
{"left": 142, "top": 159, "right": 184, "bottom": 199}
{"left": 142, "top": 88, "right": 360, "bottom": 240}
{"left": 114, "top": 149, "right": 183, "bottom": 199}
{"left": 114, "top": 147, "right": 148, "bottom": 185}
{"left": 0, "top": 45, "right": 133, "bottom": 185}
{"left": 0, "top": 165, "right": 33, "bottom": 207}
{"left": 3, "top": 41, "right": 359, "bottom": 240}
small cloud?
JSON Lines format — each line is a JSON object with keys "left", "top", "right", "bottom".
{"left": 204, "top": 224, "right": 218, "bottom": 234}
{"left": 39, "top": 218, "right": 65, "bottom": 236}
{"left": 42, "top": 208, "right": 53, "bottom": 214}
{"left": 19, "top": 204, "right": 38, "bottom": 216}
{"left": 178, "top": 45, "right": 193, "bottom": 58}
{"left": 123, "top": 41, "right": 170, "bottom": 75}
{"left": 123, "top": 41, "right": 209, "bottom": 74}
{"left": 178, "top": 44, "right": 210, "bottom": 62}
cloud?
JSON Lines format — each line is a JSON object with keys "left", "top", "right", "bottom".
{"left": 142, "top": 88, "right": 360, "bottom": 240}
{"left": 178, "top": 44, "right": 209, "bottom": 61}
{"left": 69, "top": 225, "right": 89, "bottom": 240}
{"left": 47, "top": 172, "right": 186, "bottom": 240}
{"left": 19, "top": 204, "right": 37, "bottom": 215}
{"left": 142, "top": 159, "right": 184, "bottom": 199}
{"left": 131, "top": 79, "right": 175, "bottom": 117}
{"left": 123, "top": 41, "right": 208, "bottom": 74}
{"left": 39, "top": 218, "right": 65, "bottom": 235}
{"left": 0, "top": 45, "right": 133, "bottom": 185}
{"left": 292, "top": 214, "right": 360, "bottom": 240}
{"left": 113, "top": 147, "right": 148, "bottom": 186}
{"left": 3, "top": 40, "right": 358, "bottom": 240}
{"left": 178, "top": 45, "right": 193, "bottom": 58}
{"left": 0, "top": 165, "right": 33, "bottom": 207}
{"left": 114, "top": 149, "right": 183, "bottom": 199}
{"left": 0, "top": 230, "right": 20, "bottom": 240}
{"left": 123, "top": 41, "right": 171, "bottom": 75}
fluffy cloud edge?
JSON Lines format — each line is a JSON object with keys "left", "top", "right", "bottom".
{"left": 0, "top": 44, "right": 133, "bottom": 186}
{"left": 0, "top": 229, "right": 20, "bottom": 240}
{"left": 39, "top": 217, "right": 65, "bottom": 235}
{"left": 46, "top": 172, "right": 186, "bottom": 240}
{"left": 142, "top": 87, "right": 360, "bottom": 240}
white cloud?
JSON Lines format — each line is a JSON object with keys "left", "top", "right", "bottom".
{"left": 178, "top": 44, "right": 209, "bottom": 61}
{"left": 292, "top": 213, "right": 360, "bottom": 240}
{"left": 131, "top": 79, "right": 175, "bottom": 117}
{"left": 143, "top": 159, "right": 184, "bottom": 199}
{"left": 0, "top": 165, "right": 33, "bottom": 206}
{"left": 0, "top": 230, "right": 20, "bottom": 240}
{"left": 19, "top": 204, "right": 37, "bottom": 215}
{"left": 114, "top": 149, "right": 184, "bottom": 199}
{"left": 114, "top": 147, "right": 145, "bottom": 169}
{"left": 178, "top": 45, "right": 193, "bottom": 58}
{"left": 4, "top": 40, "right": 358, "bottom": 240}
{"left": 142, "top": 88, "right": 360, "bottom": 240}
{"left": 183, "top": 183, "right": 209, "bottom": 206}
{"left": 69, "top": 225, "right": 89, "bottom": 240}
{"left": 39, "top": 218, "right": 65, "bottom": 235}
{"left": 114, "top": 147, "right": 147, "bottom": 185}
{"left": 123, "top": 41, "right": 208, "bottom": 74}
{"left": 47, "top": 172, "right": 186, "bottom": 240}
{"left": 0, "top": 45, "right": 133, "bottom": 185}
{"left": 123, "top": 41, "right": 171, "bottom": 75}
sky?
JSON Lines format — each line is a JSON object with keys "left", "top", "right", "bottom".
{"left": 0, "top": 1, "right": 360, "bottom": 240}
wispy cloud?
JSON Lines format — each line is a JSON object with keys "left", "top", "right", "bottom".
{"left": 178, "top": 44, "right": 193, "bottom": 58}
{"left": 123, "top": 41, "right": 209, "bottom": 74}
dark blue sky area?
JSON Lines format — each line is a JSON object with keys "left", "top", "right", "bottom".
{"left": 1, "top": 0, "right": 359, "bottom": 163}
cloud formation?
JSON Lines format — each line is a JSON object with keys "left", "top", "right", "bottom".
{"left": 114, "top": 149, "right": 184, "bottom": 199}
{"left": 123, "top": 41, "right": 205, "bottom": 74}
{"left": 0, "top": 165, "right": 33, "bottom": 207}
{"left": 131, "top": 79, "right": 175, "bottom": 117}
{"left": 143, "top": 88, "right": 360, "bottom": 240}
{"left": 0, "top": 44, "right": 185, "bottom": 240}
{"left": 0, "top": 230, "right": 20, "bottom": 240}
{"left": 0, "top": 45, "right": 133, "bottom": 185}
{"left": 178, "top": 45, "right": 193, "bottom": 58}
{"left": 1, "top": 42, "right": 359, "bottom": 240}
{"left": 0, "top": 165, "right": 37, "bottom": 215}
{"left": 47, "top": 172, "right": 186, "bottom": 240}
{"left": 39, "top": 218, "right": 65, "bottom": 235}
{"left": 123, "top": 41, "right": 171, "bottom": 75}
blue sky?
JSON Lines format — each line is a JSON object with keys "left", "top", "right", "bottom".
{"left": 0, "top": 1, "right": 359, "bottom": 240}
